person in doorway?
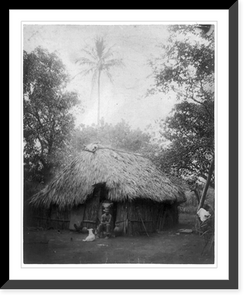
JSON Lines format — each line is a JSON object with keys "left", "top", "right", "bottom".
{"left": 98, "top": 208, "right": 112, "bottom": 238}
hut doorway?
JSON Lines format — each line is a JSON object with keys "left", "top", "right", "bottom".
{"left": 81, "top": 185, "right": 104, "bottom": 230}
{"left": 98, "top": 198, "right": 117, "bottom": 236}
{"left": 69, "top": 185, "right": 103, "bottom": 231}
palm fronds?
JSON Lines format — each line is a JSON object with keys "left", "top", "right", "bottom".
{"left": 75, "top": 57, "right": 96, "bottom": 67}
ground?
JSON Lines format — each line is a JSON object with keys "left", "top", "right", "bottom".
{"left": 23, "top": 213, "right": 214, "bottom": 264}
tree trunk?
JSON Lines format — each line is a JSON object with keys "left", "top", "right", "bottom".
{"left": 193, "top": 189, "right": 200, "bottom": 205}
{"left": 198, "top": 158, "right": 215, "bottom": 211}
{"left": 97, "top": 69, "right": 101, "bottom": 126}
{"left": 190, "top": 182, "right": 200, "bottom": 205}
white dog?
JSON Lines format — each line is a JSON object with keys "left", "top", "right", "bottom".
{"left": 82, "top": 228, "right": 95, "bottom": 242}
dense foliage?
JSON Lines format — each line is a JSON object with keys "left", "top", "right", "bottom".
{"left": 23, "top": 47, "right": 79, "bottom": 183}
{"left": 149, "top": 25, "right": 214, "bottom": 185}
{"left": 57, "top": 119, "right": 159, "bottom": 171}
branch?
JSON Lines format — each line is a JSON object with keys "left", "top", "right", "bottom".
{"left": 37, "top": 135, "right": 45, "bottom": 158}
{"left": 26, "top": 109, "right": 44, "bottom": 130}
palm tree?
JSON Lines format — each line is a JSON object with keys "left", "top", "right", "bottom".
{"left": 75, "top": 37, "right": 124, "bottom": 126}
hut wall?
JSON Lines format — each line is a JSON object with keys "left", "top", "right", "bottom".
{"left": 25, "top": 206, "right": 51, "bottom": 229}
{"left": 114, "top": 202, "right": 129, "bottom": 235}
{"left": 81, "top": 188, "right": 101, "bottom": 230}
{"left": 29, "top": 198, "right": 178, "bottom": 233}
{"left": 156, "top": 203, "right": 179, "bottom": 231}
{"left": 27, "top": 205, "right": 70, "bottom": 230}
{"left": 69, "top": 204, "right": 85, "bottom": 230}
{"left": 127, "top": 200, "right": 156, "bottom": 235}
{"left": 49, "top": 205, "right": 70, "bottom": 229}
{"left": 114, "top": 200, "right": 179, "bottom": 236}
{"left": 114, "top": 200, "right": 159, "bottom": 236}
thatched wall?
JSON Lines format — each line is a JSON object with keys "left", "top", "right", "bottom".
{"left": 27, "top": 188, "right": 179, "bottom": 234}
{"left": 114, "top": 200, "right": 179, "bottom": 236}
{"left": 26, "top": 205, "right": 70, "bottom": 230}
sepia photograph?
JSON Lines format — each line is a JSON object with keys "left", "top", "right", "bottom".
{"left": 23, "top": 23, "right": 215, "bottom": 265}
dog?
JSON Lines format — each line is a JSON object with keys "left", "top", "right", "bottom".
{"left": 82, "top": 228, "right": 95, "bottom": 242}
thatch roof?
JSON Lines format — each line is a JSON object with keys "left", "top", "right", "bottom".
{"left": 29, "top": 144, "right": 186, "bottom": 209}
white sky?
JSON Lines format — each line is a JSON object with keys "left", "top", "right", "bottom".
{"left": 23, "top": 24, "right": 178, "bottom": 131}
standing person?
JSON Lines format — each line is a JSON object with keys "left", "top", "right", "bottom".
{"left": 98, "top": 207, "right": 112, "bottom": 238}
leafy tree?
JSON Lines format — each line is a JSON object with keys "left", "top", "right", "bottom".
{"left": 149, "top": 25, "right": 214, "bottom": 109}
{"left": 54, "top": 120, "right": 159, "bottom": 176}
{"left": 149, "top": 25, "right": 215, "bottom": 204}
{"left": 158, "top": 101, "right": 214, "bottom": 185}
{"left": 75, "top": 37, "right": 124, "bottom": 126}
{"left": 23, "top": 47, "right": 79, "bottom": 183}
{"left": 69, "top": 119, "right": 154, "bottom": 155}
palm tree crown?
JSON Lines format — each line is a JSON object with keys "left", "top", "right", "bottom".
{"left": 75, "top": 37, "right": 124, "bottom": 126}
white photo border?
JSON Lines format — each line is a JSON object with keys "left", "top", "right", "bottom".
{"left": 7, "top": 5, "right": 238, "bottom": 289}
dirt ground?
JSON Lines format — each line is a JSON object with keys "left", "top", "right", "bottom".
{"left": 23, "top": 213, "right": 214, "bottom": 264}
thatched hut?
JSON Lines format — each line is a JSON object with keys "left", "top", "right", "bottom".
{"left": 29, "top": 144, "right": 186, "bottom": 235}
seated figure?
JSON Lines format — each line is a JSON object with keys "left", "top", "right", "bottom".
{"left": 98, "top": 208, "right": 112, "bottom": 238}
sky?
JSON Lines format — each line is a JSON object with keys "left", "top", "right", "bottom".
{"left": 23, "top": 24, "right": 178, "bottom": 132}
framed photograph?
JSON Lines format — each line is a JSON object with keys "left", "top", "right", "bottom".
{"left": 7, "top": 3, "right": 238, "bottom": 289}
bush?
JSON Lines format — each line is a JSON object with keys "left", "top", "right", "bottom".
{"left": 178, "top": 187, "right": 214, "bottom": 214}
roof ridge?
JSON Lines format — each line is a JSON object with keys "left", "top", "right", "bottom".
{"left": 83, "top": 143, "right": 142, "bottom": 157}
